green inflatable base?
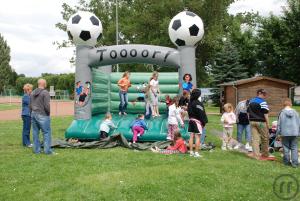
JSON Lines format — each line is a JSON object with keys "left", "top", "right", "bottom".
{"left": 65, "top": 114, "right": 190, "bottom": 142}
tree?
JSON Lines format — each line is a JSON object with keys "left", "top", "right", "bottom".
{"left": 0, "top": 34, "right": 16, "bottom": 93}
{"left": 211, "top": 39, "right": 248, "bottom": 85}
{"left": 255, "top": 0, "right": 300, "bottom": 84}
{"left": 55, "top": 0, "right": 234, "bottom": 86}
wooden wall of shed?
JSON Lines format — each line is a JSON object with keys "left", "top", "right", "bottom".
{"left": 237, "top": 80, "right": 289, "bottom": 116}
{"left": 223, "top": 86, "right": 236, "bottom": 109}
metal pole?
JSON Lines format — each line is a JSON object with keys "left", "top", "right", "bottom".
{"left": 116, "top": 0, "right": 119, "bottom": 72}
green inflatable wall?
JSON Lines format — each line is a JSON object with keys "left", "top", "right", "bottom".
{"left": 65, "top": 70, "right": 189, "bottom": 141}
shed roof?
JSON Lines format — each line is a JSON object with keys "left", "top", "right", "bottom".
{"left": 219, "top": 76, "right": 295, "bottom": 87}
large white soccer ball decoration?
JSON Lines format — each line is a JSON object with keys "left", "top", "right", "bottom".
{"left": 67, "top": 11, "right": 103, "bottom": 46}
{"left": 168, "top": 11, "right": 204, "bottom": 47}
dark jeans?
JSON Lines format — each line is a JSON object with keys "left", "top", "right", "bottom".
{"left": 282, "top": 136, "right": 298, "bottom": 166}
{"left": 31, "top": 112, "right": 52, "bottom": 154}
{"left": 22, "top": 115, "right": 31, "bottom": 146}
{"left": 119, "top": 91, "right": 128, "bottom": 114}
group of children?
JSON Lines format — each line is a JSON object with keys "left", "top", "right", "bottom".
{"left": 100, "top": 71, "right": 300, "bottom": 165}
{"left": 99, "top": 73, "right": 208, "bottom": 157}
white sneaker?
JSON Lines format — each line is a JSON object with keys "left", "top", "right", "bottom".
{"left": 245, "top": 143, "right": 250, "bottom": 150}
{"left": 194, "top": 152, "right": 203, "bottom": 158}
{"left": 227, "top": 146, "right": 233, "bottom": 150}
{"left": 233, "top": 144, "right": 240, "bottom": 150}
{"left": 189, "top": 151, "right": 194, "bottom": 157}
{"left": 221, "top": 146, "right": 227, "bottom": 151}
{"left": 166, "top": 136, "right": 172, "bottom": 140}
{"left": 247, "top": 146, "right": 253, "bottom": 152}
{"left": 137, "top": 134, "right": 141, "bottom": 137}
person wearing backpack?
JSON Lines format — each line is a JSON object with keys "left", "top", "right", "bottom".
{"left": 235, "top": 99, "right": 252, "bottom": 151}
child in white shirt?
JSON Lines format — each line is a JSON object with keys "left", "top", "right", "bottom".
{"left": 221, "top": 103, "right": 236, "bottom": 150}
{"left": 99, "top": 113, "right": 117, "bottom": 139}
{"left": 167, "top": 96, "right": 184, "bottom": 140}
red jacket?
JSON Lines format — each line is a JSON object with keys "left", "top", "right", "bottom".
{"left": 167, "top": 138, "right": 187, "bottom": 153}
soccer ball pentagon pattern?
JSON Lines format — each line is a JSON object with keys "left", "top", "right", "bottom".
{"left": 168, "top": 11, "right": 204, "bottom": 47}
{"left": 67, "top": 11, "right": 103, "bottom": 46}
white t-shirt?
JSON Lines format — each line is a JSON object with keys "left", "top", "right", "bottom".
{"left": 150, "top": 79, "right": 159, "bottom": 92}
{"left": 168, "top": 104, "right": 183, "bottom": 125}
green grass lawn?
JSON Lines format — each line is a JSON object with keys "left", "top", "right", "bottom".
{"left": 0, "top": 103, "right": 20, "bottom": 111}
{"left": 0, "top": 115, "right": 299, "bottom": 201}
{"left": 294, "top": 106, "right": 300, "bottom": 113}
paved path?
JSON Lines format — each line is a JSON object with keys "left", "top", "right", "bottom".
{"left": 0, "top": 101, "right": 74, "bottom": 121}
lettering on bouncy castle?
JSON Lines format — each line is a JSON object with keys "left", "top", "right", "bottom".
{"left": 96, "top": 48, "right": 172, "bottom": 62}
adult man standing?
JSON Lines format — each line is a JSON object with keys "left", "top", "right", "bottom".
{"left": 30, "top": 79, "right": 53, "bottom": 155}
{"left": 247, "top": 89, "right": 273, "bottom": 160}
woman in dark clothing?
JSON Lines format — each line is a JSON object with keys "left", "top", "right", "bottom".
{"left": 21, "top": 84, "right": 33, "bottom": 147}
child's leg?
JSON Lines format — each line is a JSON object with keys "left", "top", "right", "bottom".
{"left": 137, "top": 127, "right": 145, "bottom": 137}
{"left": 290, "top": 136, "right": 298, "bottom": 166}
{"left": 195, "top": 134, "right": 201, "bottom": 153}
{"left": 189, "top": 133, "right": 195, "bottom": 152}
{"left": 170, "top": 124, "right": 178, "bottom": 140}
{"left": 132, "top": 127, "right": 138, "bottom": 142}
{"left": 167, "top": 124, "right": 172, "bottom": 140}
{"left": 222, "top": 128, "right": 228, "bottom": 148}
{"left": 227, "top": 127, "right": 233, "bottom": 146}
{"left": 282, "top": 136, "right": 291, "bottom": 165}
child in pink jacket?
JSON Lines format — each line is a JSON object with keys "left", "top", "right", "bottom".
{"left": 221, "top": 103, "right": 236, "bottom": 150}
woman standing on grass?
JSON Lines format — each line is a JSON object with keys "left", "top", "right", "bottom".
{"left": 149, "top": 71, "right": 160, "bottom": 117}
{"left": 21, "top": 83, "right": 33, "bottom": 147}
{"left": 118, "top": 71, "right": 131, "bottom": 116}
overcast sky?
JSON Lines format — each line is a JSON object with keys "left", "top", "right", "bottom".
{"left": 0, "top": 0, "right": 287, "bottom": 77}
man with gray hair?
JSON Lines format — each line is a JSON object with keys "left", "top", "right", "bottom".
{"left": 30, "top": 79, "right": 54, "bottom": 155}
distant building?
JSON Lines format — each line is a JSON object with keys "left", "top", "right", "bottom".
{"left": 219, "top": 76, "right": 295, "bottom": 116}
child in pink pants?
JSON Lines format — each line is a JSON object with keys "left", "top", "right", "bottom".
{"left": 130, "top": 114, "right": 148, "bottom": 143}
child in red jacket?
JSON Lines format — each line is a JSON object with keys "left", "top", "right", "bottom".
{"left": 151, "top": 131, "right": 187, "bottom": 154}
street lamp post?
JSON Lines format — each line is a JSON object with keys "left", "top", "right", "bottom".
{"left": 116, "top": 0, "right": 119, "bottom": 72}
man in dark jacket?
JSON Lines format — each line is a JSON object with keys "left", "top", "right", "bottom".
{"left": 247, "top": 89, "right": 273, "bottom": 160}
{"left": 30, "top": 79, "right": 53, "bottom": 155}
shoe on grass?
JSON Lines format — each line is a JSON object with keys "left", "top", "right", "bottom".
{"left": 221, "top": 146, "right": 227, "bottom": 151}
{"left": 194, "top": 152, "right": 203, "bottom": 158}
{"left": 27, "top": 144, "right": 33, "bottom": 148}
{"left": 189, "top": 151, "right": 194, "bottom": 157}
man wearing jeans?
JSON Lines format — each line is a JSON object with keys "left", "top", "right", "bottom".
{"left": 30, "top": 79, "right": 53, "bottom": 155}
{"left": 247, "top": 89, "right": 273, "bottom": 160}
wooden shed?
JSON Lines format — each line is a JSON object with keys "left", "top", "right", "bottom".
{"left": 219, "top": 76, "right": 295, "bottom": 116}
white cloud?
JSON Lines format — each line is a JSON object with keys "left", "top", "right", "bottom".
{"left": 228, "top": 0, "right": 288, "bottom": 16}
{"left": 0, "top": 0, "right": 78, "bottom": 77}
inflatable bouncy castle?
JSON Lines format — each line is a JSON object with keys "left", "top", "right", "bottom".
{"left": 65, "top": 10, "right": 204, "bottom": 141}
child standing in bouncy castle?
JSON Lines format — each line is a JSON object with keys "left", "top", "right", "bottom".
{"left": 221, "top": 103, "right": 236, "bottom": 150}
{"left": 130, "top": 114, "right": 148, "bottom": 143}
{"left": 181, "top": 74, "right": 194, "bottom": 93}
{"left": 118, "top": 71, "right": 131, "bottom": 116}
{"left": 149, "top": 71, "right": 160, "bottom": 117}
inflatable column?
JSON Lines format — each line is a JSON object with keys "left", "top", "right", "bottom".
{"left": 74, "top": 46, "right": 92, "bottom": 119}
{"left": 168, "top": 10, "right": 204, "bottom": 90}
{"left": 178, "top": 46, "right": 196, "bottom": 88}
{"left": 66, "top": 11, "right": 103, "bottom": 120}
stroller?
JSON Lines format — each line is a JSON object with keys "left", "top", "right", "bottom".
{"left": 268, "top": 121, "right": 282, "bottom": 153}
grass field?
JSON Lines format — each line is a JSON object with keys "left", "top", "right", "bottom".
{"left": 0, "top": 103, "right": 20, "bottom": 111}
{"left": 1, "top": 114, "right": 299, "bottom": 201}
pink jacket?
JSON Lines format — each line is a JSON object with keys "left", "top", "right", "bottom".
{"left": 221, "top": 112, "right": 236, "bottom": 128}
{"left": 167, "top": 138, "right": 188, "bottom": 153}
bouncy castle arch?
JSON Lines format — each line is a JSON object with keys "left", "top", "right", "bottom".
{"left": 67, "top": 10, "right": 204, "bottom": 121}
